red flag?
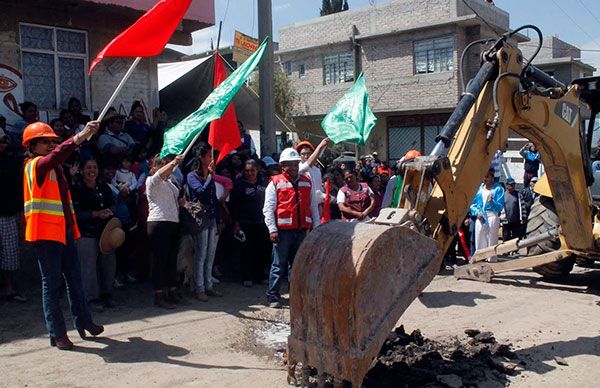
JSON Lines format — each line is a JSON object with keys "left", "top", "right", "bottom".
{"left": 209, "top": 54, "right": 241, "bottom": 164}
{"left": 89, "top": 0, "right": 192, "bottom": 74}
{"left": 321, "top": 179, "right": 331, "bottom": 224}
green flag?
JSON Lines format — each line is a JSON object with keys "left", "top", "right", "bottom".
{"left": 321, "top": 72, "right": 377, "bottom": 145}
{"left": 160, "top": 37, "right": 269, "bottom": 157}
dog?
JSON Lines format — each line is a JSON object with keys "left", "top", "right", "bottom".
{"left": 176, "top": 233, "right": 195, "bottom": 290}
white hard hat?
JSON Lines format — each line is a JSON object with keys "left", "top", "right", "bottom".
{"left": 279, "top": 147, "right": 301, "bottom": 163}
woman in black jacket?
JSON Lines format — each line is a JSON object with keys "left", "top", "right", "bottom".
{"left": 229, "top": 160, "right": 271, "bottom": 287}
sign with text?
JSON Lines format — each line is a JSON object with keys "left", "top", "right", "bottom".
{"left": 232, "top": 31, "right": 259, "bottom": 64}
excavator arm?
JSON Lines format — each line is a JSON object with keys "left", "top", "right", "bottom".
{"left": 287, "top": 27, "right": 600, "bottom": 386}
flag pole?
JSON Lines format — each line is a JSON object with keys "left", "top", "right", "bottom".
{"left": 181, "top": 128, "right": 205, "bottom": 159}
{"left": 87, "top": 57, "right": 142, "bottom": 139}
{"left": 211, "top": 21, "right": 223, "bottom": 164}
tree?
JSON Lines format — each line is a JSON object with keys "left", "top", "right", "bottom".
{"left": 332, "top": 0, "right": 343, "bottom": 12}
{"left": 321, "top": 0, "right": 349, "bottom": 16}
{"left": 249, "top": 68, "right": 298, "bottom": 122}
{"left": 320, "top": 0, "right": 332, "bottom": 16}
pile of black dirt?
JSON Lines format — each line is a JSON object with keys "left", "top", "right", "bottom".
{"left": 362, "top": 326, "right": 522, "bottom": 388}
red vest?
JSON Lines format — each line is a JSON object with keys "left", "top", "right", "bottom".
{"left": 272, "top": 173, "right": 313, "bottom": 230}
{"left": 340, "top": 183, "right": 370, "bottom": 220}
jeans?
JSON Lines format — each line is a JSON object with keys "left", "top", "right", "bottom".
{"left": 267, "top": 229, "right": 307, "bottom": 301}
{"left": 34, "top": 229, "right": 93, "bottom": 337}
{"left": 77, "top": 237, "right": 116, "bottom": 302}
{"left": 193, "top": 219, "right": 218, "bottom": 294}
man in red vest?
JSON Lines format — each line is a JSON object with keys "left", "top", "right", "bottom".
{"left": 263, "top": 147, "right": 320, "bottom": 308}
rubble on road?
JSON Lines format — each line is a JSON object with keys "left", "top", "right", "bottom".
{"left": 362, "top": 326, "right": 521, "bottom": 387}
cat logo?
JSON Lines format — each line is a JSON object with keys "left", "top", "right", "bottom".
{"left": 554, "top": 101, "right": 579, "bottom": 128}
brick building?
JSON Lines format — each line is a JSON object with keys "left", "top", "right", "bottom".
{"left": 277, "top": 0, "right": 519, "bottom": 161}
{"left": 519, "top": 36, "right": 595, "bottom": 85}
{"left": 0, "top": 0, "right": 214, "bottom": 128}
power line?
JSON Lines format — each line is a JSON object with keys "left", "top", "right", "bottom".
{"left": 550, "top": 0, "right": 600, "bottom": 49}
{"left": 576, "top": 0, "right": 600, "bottom": 29}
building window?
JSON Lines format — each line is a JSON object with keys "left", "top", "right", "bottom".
{"left": 20, "top": 23, "right": 89, "bottom": 110}
{"left": 298, "top": 63, "right": 306, "bottom": 78}
{"left": 323, "top": 53, "right": 354, "bottom": 85}
{"left": 387, "top": 114, "right": 449, "bottom": 161}
{"left": 284, "top": 61, "right": 292, "bottom": 76}
{"left": 414, "top": 36, "right": 454, "bottom": 74}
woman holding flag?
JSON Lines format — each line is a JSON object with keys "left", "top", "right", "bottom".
{"left": 22, "top": 120, "right": 104, "bottom": 350}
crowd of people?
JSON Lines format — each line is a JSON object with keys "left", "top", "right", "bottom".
{"left": 0, "top": 98, "right": 542, "bottom": 348}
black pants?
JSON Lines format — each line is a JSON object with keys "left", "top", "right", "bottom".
{"left": 502, "top": 221, "right": 521, "bottom": 242}
{"left": 240, "top": 222, "right": 271, "bottom": 282}
{"left": 147, "top": 221, "right": 179, "bottom": 291}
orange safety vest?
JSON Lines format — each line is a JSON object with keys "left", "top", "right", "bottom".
{"left": 23, "top": 156, "right": 80, "bottom": 244}
{"left": 272, "top": 173, "right": 313, "bottom": 230}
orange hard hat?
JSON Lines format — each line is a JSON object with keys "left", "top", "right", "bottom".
{"left": 295, "top": 140, "right": 315, "bottom": 152}
{"left": 404, "top": 149, "right": 422, "bottom": 160}
{"left": 22, "top": 122, "right": 60, "bottom": 146}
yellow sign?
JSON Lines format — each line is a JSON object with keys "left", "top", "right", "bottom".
{"left": 233, "top": 31, "right": 259, "bottom": 64}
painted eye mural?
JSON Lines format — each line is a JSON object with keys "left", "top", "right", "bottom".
{"left": 0, "top": 64, "right": 24, "bottom": 122}
{"left": 0, "top": 75, "right": 17, "bottom": 92}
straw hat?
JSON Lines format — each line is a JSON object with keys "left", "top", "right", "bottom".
{"left": 99, "top": 218, "right": 126, "bottom": 254}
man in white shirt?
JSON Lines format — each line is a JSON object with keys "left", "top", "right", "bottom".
{"left": 263, "top": 147, "right": 320, "bottom": 308}
{"left": 296, "top": 138, "right": 331, "bottom": 205}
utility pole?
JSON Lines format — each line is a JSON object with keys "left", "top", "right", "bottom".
{"left": 258, "top": 0, "right": 276, "bottom": 157}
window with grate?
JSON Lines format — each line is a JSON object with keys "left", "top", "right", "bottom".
{"left": 298, "top": 63, "right": 305, "bottom": 78}
{"left": 414, "top": 36, "right": 454, "bottom": 74}
{"left": 20, "top": 23, "right": 89, "bottom": 110}
{"left": 284, "top": 61, "right": 292, "bottom": 76}
{"left": 323, "top": 53, "right": 354, "bottom": 85}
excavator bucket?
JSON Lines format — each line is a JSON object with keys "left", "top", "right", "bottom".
{"left": 288, "top": 220, "right": 442, "bottom": 386}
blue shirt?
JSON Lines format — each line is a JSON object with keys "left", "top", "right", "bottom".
{"left": 470, "top": 182, "right": 505, "bottom": 223}
{"left": 187, "top": 171, "right": 219, "bottom": 221}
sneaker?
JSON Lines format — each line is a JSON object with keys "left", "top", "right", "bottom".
{"left": 126, "top": 274, "right": 138, "bottom": 283}
{"left": 211, "top": 276, "right": 220, "bottom": 284}
{"left": 154, "top": 294, "right": 176, "bottom": 309}
{"left": 113, "top": 278, "right": 125, "bottom": 289}
{"left": 206, "top": 289, "right": 223, "bottom": 297}
{"left": 169, "top": 289, "right": 191, "bottom": 305}
{"left": 243, "top": 281, "right": 253, "bottom": 288}
{"left": 269, "top": 300, "right": 282, "bottom": 309}
{"left": 89, "top": 300, "right": 105, "bottom": 313}
{"left": 195, "top": 292, "right": 209, "bottom": 302}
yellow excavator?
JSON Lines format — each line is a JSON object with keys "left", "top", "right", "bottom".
{"left": 287, "top": 25, "right": 600, "bottom": 386}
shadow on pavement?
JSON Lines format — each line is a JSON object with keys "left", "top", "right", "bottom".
{"left": 418, "top": 291, "right": 496, "bottom": 308}
{"left": 73, "top": 336, "right": 278, "bottom": 371}
{"left": 516, "top": 335, "right": 600, "bottom": 374}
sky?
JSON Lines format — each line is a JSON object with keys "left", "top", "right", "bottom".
{"left": 169, "top": 0, "right": 600, "bottom": 72}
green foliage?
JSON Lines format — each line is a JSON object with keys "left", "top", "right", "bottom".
{"left": 321, "top": 0, "right": 349, "bottom": 15}
{"left": 332, "top": 0, "right": 343, "bottom": 12}
{"left": 320, "top": 0, "right": 332, "bottom": 16}
{"left": 249, "top": 68, "right": 298, "bottom": 121}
